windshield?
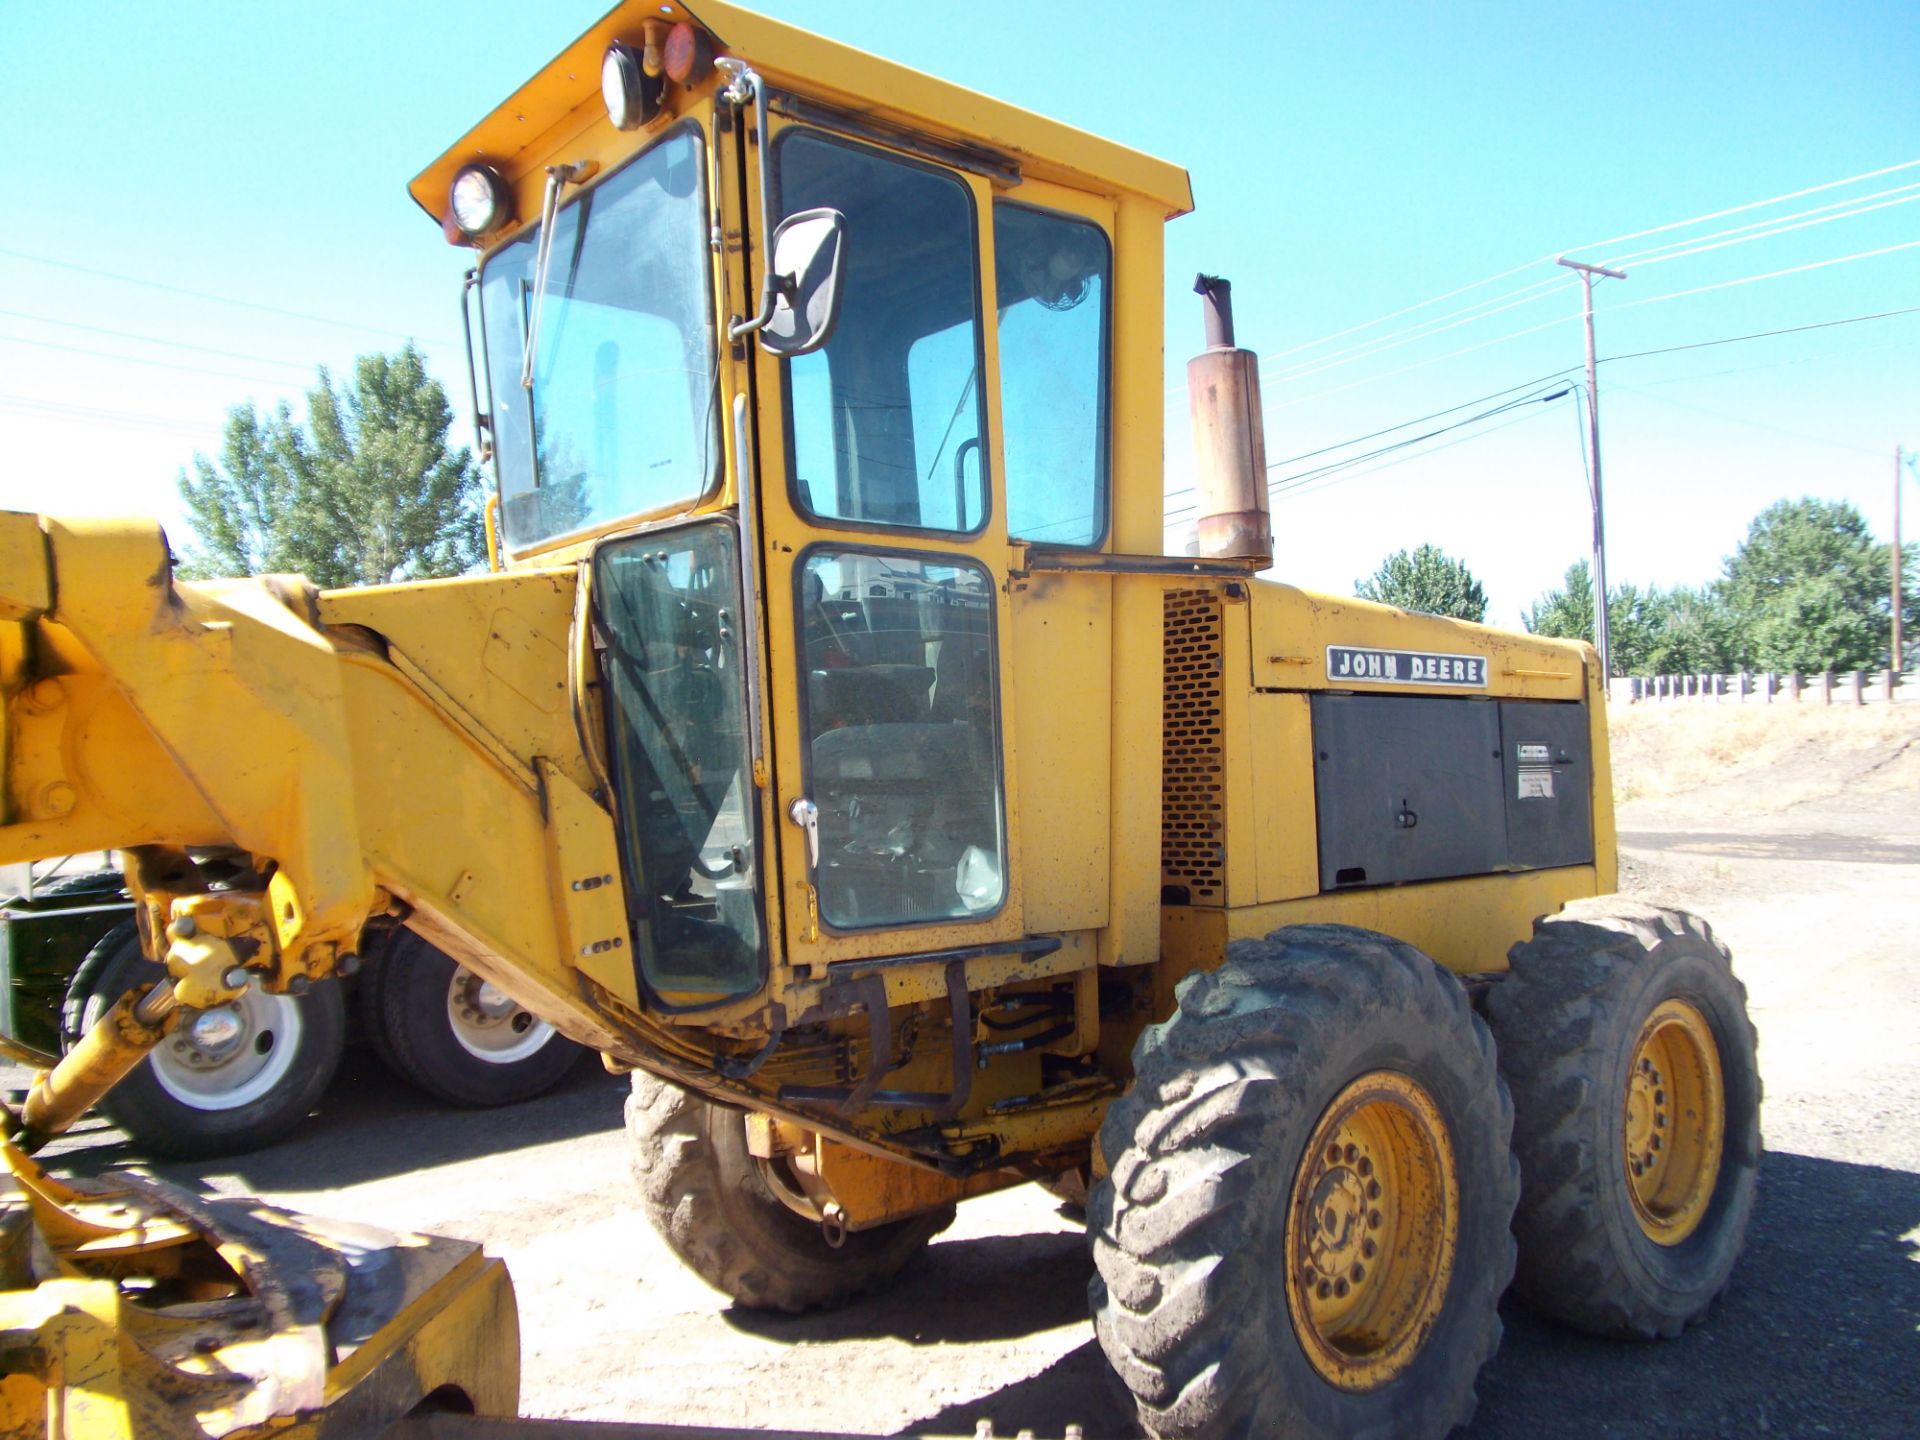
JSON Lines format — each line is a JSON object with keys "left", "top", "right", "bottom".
{"left": 594, "top": 521, "right": 764, "bottom": 1003}
{"left": 480, "top": 124, "right": 717, "bottom": 552}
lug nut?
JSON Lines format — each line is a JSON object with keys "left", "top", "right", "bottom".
{"left": 1358, "top": 1156, "right": 1373, "bottom": 1177}
{"left": 1368, "top": 1209, "right": 1383, "bottom": 1229}
{"left": 1343, "top": 1143, "right": 1358, "bottom": 1163}
{"left": 1362, "top": 1238, "right": 1378, "bottom": 1259}
{"left": 1367, "top": 1179, "right": 1382, "bottom": 1200}
{"left": 1334, "top": 1279, "right": 1349, "bottom": 1298}
{"left": 221, "top": 966, "right": 251, "bottom": 989}
{"left": 1351, "top": 1263, "right": 1366, "bottom": 1283}
{"left": 168, "top": 915, "right": 198, "bottom": 940}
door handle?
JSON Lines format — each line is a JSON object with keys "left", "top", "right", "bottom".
{"left": 788, "top": 797, "right": 820, "bottom": 869}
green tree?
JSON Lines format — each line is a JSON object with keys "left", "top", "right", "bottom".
{"left": 177, "top": 345, "right": 485, "bottom": 588}
{"left": 1355, "top": 544, "right": 1489, "bottom": 622}
{"left": 1640, "top": 585, "right": 1736, "bottom": 675}
{"left": 1521, "top": 559, "right": 1660, "bottom": 675}
{"left": 1719, "top": 498, "right": 1894, "bottom": 672}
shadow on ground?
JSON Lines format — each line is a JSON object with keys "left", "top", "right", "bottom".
{"left": 38, "top": 1047, "right": 628, "bottom": 1190}
{"left": 725, "top": 1228, "right": 1093, "bottom": 1349}
{"left": 895, "top": 1151, "right": 1920, "bottom": 1440}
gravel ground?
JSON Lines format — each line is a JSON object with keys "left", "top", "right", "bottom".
{"left": 18, "top": 706, "right": 1920, "bottom": 1437}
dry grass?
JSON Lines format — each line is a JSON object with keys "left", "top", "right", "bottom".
{"left": 1608, "top": 702, "right": 1920, "bottom": 811}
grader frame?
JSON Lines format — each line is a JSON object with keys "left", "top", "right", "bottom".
{"left": 0, "top": 4, "right": 1756, "bottom": 1437}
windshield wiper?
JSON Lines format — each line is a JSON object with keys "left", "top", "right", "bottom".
{"left": 520, "top": 159, "right": 598, "bottom": 391}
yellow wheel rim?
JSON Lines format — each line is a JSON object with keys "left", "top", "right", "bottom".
{"left": 1623, "top": 998, "right": 1724, "bottom": 1245}
{"left": 1284, "top": 1071, "right": 1458, "bottom": 1391}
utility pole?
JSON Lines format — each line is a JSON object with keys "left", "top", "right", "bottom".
{"left": 1557, "top": 255, "right": 1626, "bottom": 681}
{"left": 1897, "top": 446, "right": 1907, "bottom": 678}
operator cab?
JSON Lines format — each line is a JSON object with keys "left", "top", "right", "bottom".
{"left": 413, "top": 0, "right": 1192, "bottom": 1016}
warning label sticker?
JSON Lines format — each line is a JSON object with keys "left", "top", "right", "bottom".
{"left": 1517, "top": 767, "right": 1555, "bottom": 800}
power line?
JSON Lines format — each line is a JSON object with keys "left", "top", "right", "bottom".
{"left": 0, "top": 392, "right": 223, "bottom": 440}
{"left": 0, "top": 306, "right": 317, "bottom": 374}
{"left": 1616, "top": 190, "right": 1920, "bottom": 272}
{"left": 1269, "top": 388, "right": 1573, "bottom": 494}
{"left": 1273, "top": 240, "right": 1920, "bottom": 413}
{"left": 1602, "top": 303, "right": 1920, "bottom": 362}
{"left": 1258, "top": 281, "right": 1564, "bottom": 387}
{"left": 1253, "top": 187, "right": 1920, "bottom": 395}
{"left": 1271, "top": 401, "right": 1569, "bottom": 506}
{"left": 0, "top": 245, "right": 456, "bottom": 348}
{"left": 1616, "top": 239, "right": 1920, "bottom": 312}
{"left": 1166, "top": 385, "right": 1574, "bottom": 522}
{"left": 1165, "top": 302, "right": 1920, "bottom": 511}
{"left": 1265, "top": 370, "right": 1580, "bottom": 470}
{"left": 1607, "top": 382, "right": 1888, "bottom": 458}
{"left": 1163, "top": 364, "right": 1581, "bottom": 509}
{"left": 1607, "top": 182, "right": 1920, "bottom": 268}
{"left": 1162, "top": 158, "right": 1920, "bottom": 404}
{"left": 0, "top": 332, "right": 312, "bottom": 389}
{"left": 1578, "top": 157, "right": 1920, "bottom": 257}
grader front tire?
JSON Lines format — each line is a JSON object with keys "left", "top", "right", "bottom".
{"left": 625, "top": 1073, "right": 953, "bottom": 1313}
{"left": 1487, "top": 900, "right": 1760, "bottom": 1339}
{"left": 1090, "top": 925, "right": 1517, "bottom": 1440}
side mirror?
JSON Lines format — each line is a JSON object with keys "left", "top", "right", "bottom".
{"left": 759, "top": 207, "right": 846, "bottom": 357}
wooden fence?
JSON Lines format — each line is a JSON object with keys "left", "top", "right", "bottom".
{"left": 1608, "top": 669, "right": 1914, "bottom": 705}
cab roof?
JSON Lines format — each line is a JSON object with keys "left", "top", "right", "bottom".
{"left": 409, "top": 0, "right": 1194, "bottom": 226}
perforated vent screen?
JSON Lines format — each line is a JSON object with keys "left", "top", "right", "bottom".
{"left": 1162, "top": 589, "right": 1226, "bottom": 904}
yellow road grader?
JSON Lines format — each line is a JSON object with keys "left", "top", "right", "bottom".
{"left": 0, "top": 3, "right": 1759, "bottom": 1436}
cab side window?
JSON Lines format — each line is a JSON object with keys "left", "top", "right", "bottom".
{"left": 779, "top": 132, "right": 987, "bottom": 534}
{"left": 994, "top": 204, "right": 1110, "bottom": 547}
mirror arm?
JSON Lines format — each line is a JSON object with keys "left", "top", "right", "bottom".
{"left": 719, "top": 59, "right": 780, "bottom": 342}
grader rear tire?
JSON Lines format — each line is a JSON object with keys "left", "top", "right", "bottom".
{"left": 1487, "top": 900, "right": 1760, "bottom": 1339}
{"left": 1090, "top": 925, "right": 1517, "bottom": 1440}
{"left": 625, "top": 1073, "right": 954, "bottom": 1313}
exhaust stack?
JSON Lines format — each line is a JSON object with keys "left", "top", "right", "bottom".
{"left": 1185, "top": 275, "right": 1273, "bottom": 567}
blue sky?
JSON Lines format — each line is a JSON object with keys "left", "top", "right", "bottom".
{"left": 2, "top": 1, "right": 1914, "bottom": 625}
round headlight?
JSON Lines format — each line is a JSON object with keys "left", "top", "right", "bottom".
{"left": 449, "top": 164, "right": 510, "bottom": 238}
{"left": 602, "top": 41, "right": 662, "bottom": 131}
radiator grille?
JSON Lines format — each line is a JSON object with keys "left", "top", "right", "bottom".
{"left": 1162, "top": 589, "right": 1226, "bottom": 903}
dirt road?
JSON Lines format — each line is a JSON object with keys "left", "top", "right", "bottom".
{"left": 30, "top": 705, "right": 1920, "bottom": 1437}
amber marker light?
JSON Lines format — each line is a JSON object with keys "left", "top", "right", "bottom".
{"left": 449, "top": 164, "right": 511, "bottom": 239}
{"left": 663, "top": 23, "right": 713, "bottom": 85}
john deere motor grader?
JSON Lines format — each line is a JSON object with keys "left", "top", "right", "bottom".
{"left": 0, "top": 3, "right": 1759, "bottom": 1436}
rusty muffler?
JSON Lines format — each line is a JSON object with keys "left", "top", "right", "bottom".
{"left": 1186, "top": 274, "right": 1273, "bottom": 567}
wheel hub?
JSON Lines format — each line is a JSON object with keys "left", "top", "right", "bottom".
{"left": 1285, "top": 1071, "right": 1458, "bottom": 1392}
{"left": 152, "top": 988, "right": 303, "bottom": 1110}
{"left": 446, "top": 969, "right": 554, "bottom": 1063}
{"left": 186, "top": 1007, "right": 246, "bottom": 1060}
{"left": 1623, "top": 998, "right": 1724, "bottom": 1245}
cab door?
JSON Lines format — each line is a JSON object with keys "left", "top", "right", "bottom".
{"left": 742, "top": 120, "right": 1028, "bottom": 967}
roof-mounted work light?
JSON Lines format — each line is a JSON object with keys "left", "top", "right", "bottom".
{"left": 449, "top": 164, "right": 511, "bottom": 239}
{"left": 602, "top": 42, "right": 663, "bottom": 130}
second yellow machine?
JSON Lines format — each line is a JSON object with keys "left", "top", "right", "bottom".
{"left": 0, "top": 3, "right": 1758, "bottom": 1436}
